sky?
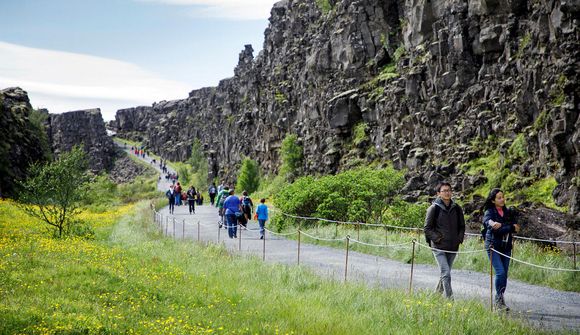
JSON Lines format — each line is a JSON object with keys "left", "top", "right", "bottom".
{"left": 0, "top": 0, "right": 275, "bottom": 120}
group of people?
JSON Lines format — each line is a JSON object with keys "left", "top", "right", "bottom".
{"left": 164, "top": 180, "right": 269, "bottom": 239}
{"left": 424, "top": 182, "right": 519, "bottom": 311}
{"left": 214, "top": 183, "right": 269, "bottom": 240}
{"left": 165, "top": 183, "right": 204, "bottom": 215}
{"left": 130, "top": 146, "right": 148, "bottom": 159}
{"left": 165, "top": 172, "right": 179, "bottom": 184}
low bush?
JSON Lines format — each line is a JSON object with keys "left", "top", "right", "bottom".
{"left": 272, "top": 166, "right": 405, "bottom": 230}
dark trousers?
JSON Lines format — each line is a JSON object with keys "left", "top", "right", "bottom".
{"left": 168, "top": 198, "right": 175, "bottom": 214}
{"left": 210, "top": 194, "right": 216, "bottom": 205}
{"left": 188, "top": 199, "right": 195, "bottom": 214}
{"left": 226, "top": 214, "right": 237, "bottom": 238}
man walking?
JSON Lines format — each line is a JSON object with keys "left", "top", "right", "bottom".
{"left": 424, "top": 182, "right": 465, "bottom": 299}
{"left": 165, "top": 185, "right": 176, "bottom": 215}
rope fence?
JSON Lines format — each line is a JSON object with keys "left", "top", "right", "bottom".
{"left": 270, "top": 208, "right": 579, "bottom": 245}
{"left": 150, "top": 205, "right": 579, "bottom": 311}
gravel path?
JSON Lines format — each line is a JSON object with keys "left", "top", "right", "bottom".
{"left": 120, "top": 143, "right": 580, "bottom": 332}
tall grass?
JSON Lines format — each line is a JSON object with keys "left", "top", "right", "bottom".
{"left": 273, "top": 220, "right": 579, "bottom": 292}
{"left": 0, "top": 200, "right": 555, "bottom": 334}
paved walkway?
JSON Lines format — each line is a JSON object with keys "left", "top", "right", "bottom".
{"left": 118, "top": 142, "right": 580, "bottom": 332}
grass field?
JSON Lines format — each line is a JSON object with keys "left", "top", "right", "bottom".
{"left": 271, "top": 220, "right": 580, "bottom": 293}
{"left": 0, "top": 199, "right": 560, "bottom": 334}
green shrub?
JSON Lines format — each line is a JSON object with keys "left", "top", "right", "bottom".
{"left": 187, "top": 138, "right": 205, "bottom": 172}
{"left": 272, "top": 167, "right": 405, "bottom": 230}
{"left": 315, "top": 0, "right": 332, "bottom": 14}
{"left": 507, "top": 133, "right": 527, "bottom": 162}
{"left": 352, "top": 122, "right": 369, "bottom": 146}
{"left": 236, "top": 157, "right": 260, "bottom": 194}
{"left": 280, "top": 134, "right": 303, "bottom": 182}
{"left": 384, "top": 199, "right": 429, "bottom": 228}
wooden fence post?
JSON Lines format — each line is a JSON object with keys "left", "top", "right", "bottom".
{"left": 409, "top": 239, "right": 416, "bottom": 294}
{"left": 490, "top": 247, "right": 494, "bottom": 312}
{"left": 297, "top": 230, "right": 301, "bottom": 265}
{"left": 345, "top": 235, "right": 350, "bottom": 283}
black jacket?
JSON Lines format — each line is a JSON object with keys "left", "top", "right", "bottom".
{"left": 483, "top": 206, "right": 517, "bottom": 252}
{"left": 424, "top": 198, "right": 466, "bottom": 252}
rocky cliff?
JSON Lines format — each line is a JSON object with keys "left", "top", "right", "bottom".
{"left": 0, "top": 87, "right": 116, "bottom": 197}
{"left": 48, "top": 109, "right": 115, "bottom": 172}
{"left": 0, "top": 87, "right": 51, "bottom": 196}
{"left": 113, "top": 0, "right": 579, "bottom": 215}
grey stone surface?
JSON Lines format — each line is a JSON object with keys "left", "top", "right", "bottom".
{"left": 112, "top": 0, "right": 579, "bottom": 216}
{"left": 48, "top": 109, "right": 115, "bottom": 172}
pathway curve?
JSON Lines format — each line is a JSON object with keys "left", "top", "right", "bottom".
{"left": 117, "top": 142, "right": 580, "bottom": 332}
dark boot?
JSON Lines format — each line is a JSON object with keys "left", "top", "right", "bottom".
{"left": 495, "top": 295, "right": 510, "bottom": 312}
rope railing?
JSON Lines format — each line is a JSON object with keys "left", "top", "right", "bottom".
{"left": 270, "top": 208, "right": 578, "bottom": 245}
{"left": 491, "top": 248, "right": 580, "bottom": 272}
{"left": 349, "top": 238, "right": 412, "bottom": 249}
{"left": 300, "top": 230, "right": 347, "bottom": 242}
{"left": 151, "top": 207, "right": 580, "bottom": 274}
{"left": 415, "top": 241, "right": 488, "bottom": 254}
{"left": 264, "top": 228, "right": 299, "bottom": 236}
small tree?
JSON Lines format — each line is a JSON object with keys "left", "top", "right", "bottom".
{"left": 18, "top": 146, "right": 90, "bottom": 237}
{"left": 236, "top": 158, "right": 260, "bottom": 194}
{"left": 280, "top": 134, "right": 303, "bottom": 182}
{"left": 188, "top": 138, "right": 205, "bottom": 172}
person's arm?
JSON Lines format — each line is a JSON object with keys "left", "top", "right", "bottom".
{"left": 483, "top": 209, "right": 497, "bottom": 230}
{"left": 424, "top": 205, "right": 442, "bottom": 243}
{"left": 457, "top": 206, "right": 466, "bottom": 244}
{"left": 496, "top": 219, "right": 516, "bottom": 235}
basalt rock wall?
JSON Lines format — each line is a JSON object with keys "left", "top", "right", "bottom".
{"left": 0, "top": 87, "right": 116, "bottom": 197}
{"left": 48, "top": 109, "right": 116, "bottom": 172}
{"left": 113, "top": 0, "right": 579, "bottom": 214}
{"left": 0, "top": 87, "right": 51, "bottom": 196}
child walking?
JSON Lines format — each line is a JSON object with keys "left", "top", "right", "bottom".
{"left": 255, "top": 198, "right": 268, "bottom": 239}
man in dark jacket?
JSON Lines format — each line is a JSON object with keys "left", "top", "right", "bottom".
{"left": 165, "top": 185, "right": 176, "bottom": 215}
{"left": 424, "top": 182, "right": 465, "bottom": 299}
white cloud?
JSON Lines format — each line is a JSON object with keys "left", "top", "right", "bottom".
{"left": 0, "top": 41, "right": 192, "bottom": 120}
{"left": 137, "top": 0, "right": 276, "bottom": 20}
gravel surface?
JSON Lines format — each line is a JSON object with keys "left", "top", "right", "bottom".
{"left": 123, "top": 144, "right": 580, "bottom": 332}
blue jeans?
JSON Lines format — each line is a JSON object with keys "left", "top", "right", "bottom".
{"left": 226, "top": 214, "right": 237, "bottom": 238}
{"left": 488, "top": 248, "right": 511, "bottom": 299}
{"left": 432, "top": 250, "right": 456, "bottom": 298}
{"left": 258, "top": 219, "right": 266, "bottom": 237}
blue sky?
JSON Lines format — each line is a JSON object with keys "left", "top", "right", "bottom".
{"left": 0, "top": 0, "right": 274, "bottom": 120}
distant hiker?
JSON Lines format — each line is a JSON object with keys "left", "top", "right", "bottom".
{"left": 165, "top": 185, "right": 176, "bottom": 214}
{"left": 240, "top": 190, "right": 254, "bottom": 228}
{"left": 216, "top": 186, "right": 230, "bottom": 228}
{"left": 424, "top": 182, "right": 465, "bottom": 299}
{"left": 223, "top": 189, "right": 241, "bottom": 239}
{"left": 209, "top": 182, "right": 217, "bottom": 206}
{"left": 187, "top": 186, "right": 197, "bottom": 214}
{"left": 196, "top": 191, "right": 203, "bottom": 206}
{"left": 255, "top": 198, "right": 268, "bottom": 239}
{"left": 175, "top": 182, "right": 182, "bottom": 206}
{"left": 217, "top": 181, "right": 225, "bottom": 194}
{"left": 483, "top": 188, "right": 520, "bottom": 311}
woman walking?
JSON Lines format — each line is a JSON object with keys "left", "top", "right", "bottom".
{"left": 483, "top": 188, "right": 520, "bottom": 311}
